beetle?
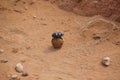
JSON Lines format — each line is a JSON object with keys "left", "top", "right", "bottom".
{"left": 51, "top": 32, "right": 64, "bottom": 49}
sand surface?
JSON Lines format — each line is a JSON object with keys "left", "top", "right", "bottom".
{"left": 0, "top": 0, "right": 120, "bottom": 80}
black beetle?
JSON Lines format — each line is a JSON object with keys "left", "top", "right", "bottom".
{"left": 52, "top": 32, "right": 64, "bottom": 39}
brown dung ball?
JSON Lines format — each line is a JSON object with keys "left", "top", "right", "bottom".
{"left": 51, "top": 38, "right": 64, "bottom": 49}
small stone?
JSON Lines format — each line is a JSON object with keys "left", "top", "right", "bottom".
{"left": 102, "top": 57, "right": 110, "bottom": 66}
{"left": 24, "top": 7, "right": 28, "bottom": 10}
{"left": 20, "top": 60, "right": 26, "bottom": 63}
{"left": 33, "top": 16, "right": 37, "bottom": 18}
{"left": 0, "top": 49, "right": 4, "bottom": 54}
{"left": 11, "top": 75, "right": 18, "bottom": 79}
{"left": 1, "top": 58, "right": 8, "bottom": 63}
{"left": 41, "top": 23, "right": 47, "bottom": 25}
{"left": 10, "top": 75, "right": 20, "bottom": 80}
{"left": 29, "top": 2, "right": 35, "bottom": 5}
{"left": 93, "top": 36, "right": 101, "bottom": 40}
{"left": 14, "top": 9, "right": 22, "bottom": 14}
{"left": 22, "top": 72, "right": 28, "bottom": 77}
{"left": 92, "top": 34, "right": 101, "bottom": 40}
{"left": 15, "top": 63, "right": 23, "bottom": 73}
{"left": 114, "top": 41, "right": 120, "bottom": 45}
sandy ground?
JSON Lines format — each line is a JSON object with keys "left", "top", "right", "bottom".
{"left": 0, "top": 0, "right": 120, "bottom": 80}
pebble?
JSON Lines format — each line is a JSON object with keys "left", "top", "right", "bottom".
{"left": 22, "top": 71, "right": 28, "bottom": 77}
{"left": 11, "top": 75, "right": 18, "bottom": 79}
{"left": 33, "top": 16, "right": 37, "bottom": 19}
{"left": 24, "top": 7, "right": 28, "bottom": 10}
{"left": 14, "top": 9, "right": 22, "bottom": 14}
{"left": 1, "top": 58, "right": 8, "bottom": 63}
{"left": 114, "top": 41, "right": 120, "bottom": 45}
{"left": 0, "top": 49, "right": 4, "bottom": 54}
{"left": 102, "top": 57, "right": 110, "bottom": 66}
{"left": 92, "top": 34, "right": 101, "bottom": 40}
{"left": 15, "top": 63, "right": 23, "bottom": 73}
{"left": 20, "top": 60, "right": 26, "bottom": 63}
{"left": 10, "top": 75, "right": 20, "bottom": 80}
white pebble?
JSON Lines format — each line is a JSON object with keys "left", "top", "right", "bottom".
{"left": 11, "top": 75, "right": 18, "bottom": 79}
{"left": 102, "top": 57, "right": 110, "bottom": 66}
{"left": 15, "top": 63, "right": 23, "bottom": 73}
{"left": 0, "top": 49, "right": 4, "bottom": 53}
{"left": 10, "top": 75, "right": 20, "bottom": 80}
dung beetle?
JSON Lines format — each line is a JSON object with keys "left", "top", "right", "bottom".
{"left": 51, "top": 32, "right": 64, "bottom": 49}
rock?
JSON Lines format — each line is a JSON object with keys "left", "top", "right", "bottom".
{"left": 33, "top": 16, "right": 37, "bottom": 18}
{"left": 24, "top": 7, "right": 28, "bottom": 10}
{"left": 1, "top": 58, "right": 8, "bottom": 63}
{"left": 41, "top": 23, "right": 47, "bottom": 25}
{"left": 92, "top": 34, "right": 101, "bottom": 40}
{"left": 102, "top": 57, "right": 110, "bottom": 66}
{"left": 22, "top": 71, "right": 28, "bottom": 77}
{"left": 15, "top": 63, "right": 23, "bottom": 73}
{"left": 0, "top": 49, "right": 4, "bottom": 54}
{"left": 11, "top": 75, "right": 18, "bottom": 79}
{"left": 14, "top": 9, "right": 22, "bottom": 14}
{"left": 93, "top": 36, "right": 101, "bottom": 40}
{"left": 10, "top": 75, "right": 20, "bottom": 80}
{"left": 29, "top": 1, "right": 35, "bottom": 5}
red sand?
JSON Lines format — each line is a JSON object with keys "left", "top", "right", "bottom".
{"left": 0, "top": 0, "right": 120, "bottom": 80}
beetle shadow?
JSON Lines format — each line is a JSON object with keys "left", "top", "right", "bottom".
{"left": 44, "top": 46, "right": 60, "bottom": 53}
